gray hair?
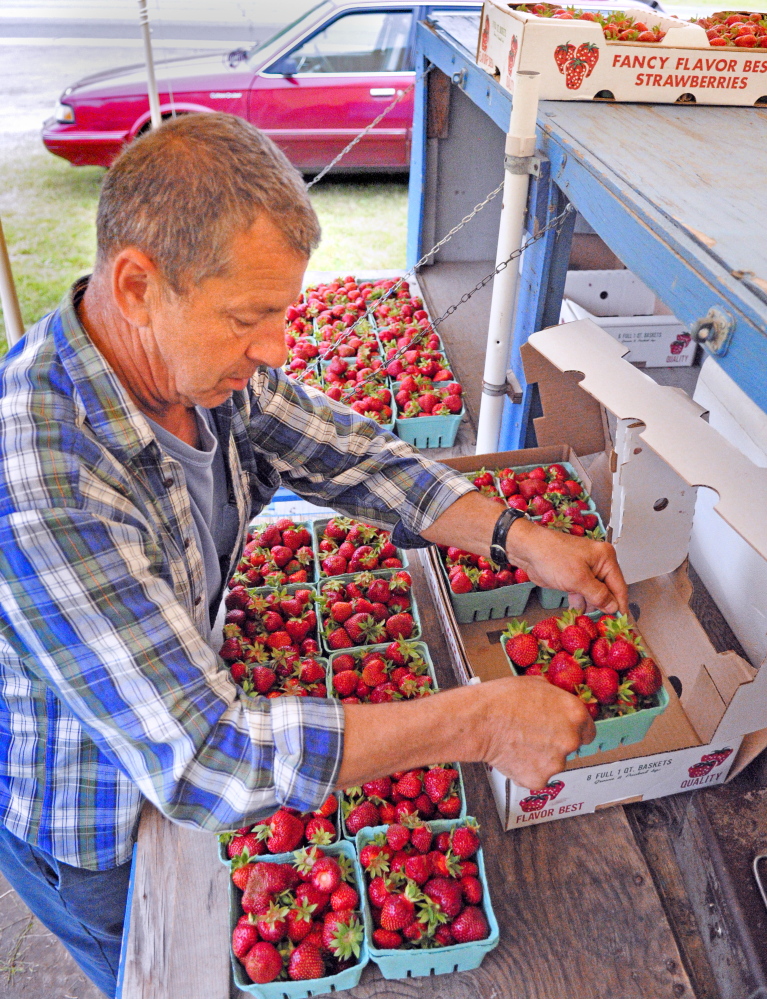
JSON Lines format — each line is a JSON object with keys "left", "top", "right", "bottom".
{"left": 95, "top": 113, "right": 321, "bottom": 293}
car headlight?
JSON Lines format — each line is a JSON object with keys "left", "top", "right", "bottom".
{"left": 55, "top": 101, "right": 75, "bottom": 124}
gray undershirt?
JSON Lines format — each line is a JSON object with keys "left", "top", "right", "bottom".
{"left": 146, "top": 408, "right": 239, "bottom": 637}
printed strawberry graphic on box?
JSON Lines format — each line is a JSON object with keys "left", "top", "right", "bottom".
{"left": 701, "top": 747, "right": 733, "bottom": 765}
{"left": 554, "top": 41, "right": 575, "bottom": 72}
{"left": 688, "top": 761, "right": 715, "bottom": 778}
{"left": 481, "top": 13, "right": 490, "bottom": 51}
{"left": 564, "top": 56, "right": 588, "bottom": 90}
{"left": 520, "top": 793, "right": 550, "bottom": 813}
{"left": 508, "top": 34, "right": 519, "bottom": 75}
{"left": 575, "top": 41, "right": 599, "bottom": 76}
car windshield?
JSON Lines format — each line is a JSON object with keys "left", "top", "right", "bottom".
{"left": 244, "top": 1, "right": 334, "bottom": 62}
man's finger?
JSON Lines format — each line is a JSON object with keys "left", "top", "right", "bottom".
{"left": 580, "top": 713, "right": 597, "bottom": 747}
{"left": 600, "top": 558, "right": 629, "bottom": 615}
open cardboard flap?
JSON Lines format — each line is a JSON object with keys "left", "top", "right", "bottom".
{"left": 524, "top": 321, "right": 767, "bottom": 563}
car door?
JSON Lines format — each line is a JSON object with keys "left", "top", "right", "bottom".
{"left": 248, "top": 7, "right": 416, "bottom": 172}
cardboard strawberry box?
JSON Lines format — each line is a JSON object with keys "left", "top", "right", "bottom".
{"left": 421, "top": 318, "right": 767, "bottom": 830}
{"left": 476, "top": 0, "right": 767, "bottom": 105}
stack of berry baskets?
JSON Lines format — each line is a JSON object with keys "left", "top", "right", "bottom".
{"left": 283, "top": 305, "right": 320, "bottom": 384}
{"left": 326, "top": 639, "right": 439, "bottom": 705}
{"left": 318, "top": 568, "right": 421, "bottom": 653}
{"left": 355, "top": 817, "right": 499, "bottom": 978}
{"left": 502, "top": 609, "right": 669, "bottom": 757}
{"left": 495, "top": 461, "right": 607, "bottom": 610}
{"left": 232, "top": 520, "right": 319, "bottom": 587}
{"left": 312, "top": 516, "right": 408, "bottom": 580}
{"left": 339, "top": 761, "right": 466, "bottom": 840}
{"left": 228, "top": 839, "right": 370, "bottom": 997}
{"left": 218, "top": 795, "right": 341, "bottom": 865}
{"left": 435, "top": 470, "right": 535, "bottom": 623}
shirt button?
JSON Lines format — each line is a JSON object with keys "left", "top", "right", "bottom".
{"left": 163, "top": 477, "right": 174, "bottom": 488}
{"left": 194, "top": 595, "right": 202, "bottom": 606}
{"left": 184, "top": 538, "right": 191, "bottom": 549}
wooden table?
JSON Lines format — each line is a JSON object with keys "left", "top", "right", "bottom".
{"left": 120, "top": 551, "right": 767, "bottom": 999}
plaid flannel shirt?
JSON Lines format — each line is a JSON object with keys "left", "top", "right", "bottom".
{"left": 0, "top": 281, "right": 475, "bottom": 869}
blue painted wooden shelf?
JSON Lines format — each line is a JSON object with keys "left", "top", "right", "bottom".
{"left": 409, "top": 13, "right": 767, "bottom": 449}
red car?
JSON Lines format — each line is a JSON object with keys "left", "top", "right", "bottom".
{"left": 42, "top": 1, "right": 481, "bottom": 173}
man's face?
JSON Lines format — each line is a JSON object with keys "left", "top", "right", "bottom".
{"left": 143, "top": 214, "right": 306, "bottom": 409}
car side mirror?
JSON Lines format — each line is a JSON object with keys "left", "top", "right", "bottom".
{"left": 226, "top": 47, "right": 249, "bottom": 68}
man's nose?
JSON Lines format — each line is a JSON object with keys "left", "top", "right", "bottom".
{"left": 245, "top": 320, "right": 289, "bottom": 369}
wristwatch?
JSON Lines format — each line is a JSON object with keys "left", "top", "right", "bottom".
{"left": 489, "top": 507, "right": 529, "bottom": 568}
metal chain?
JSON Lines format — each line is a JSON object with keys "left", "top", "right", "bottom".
{"left": 295, "top": 177, "right": 507, "bottom": 385}
{"left": 337, "top": 201, "right": 576, "bottom": 404}
{"left": 306, "top": 67, "right": 431, "bottom": 190}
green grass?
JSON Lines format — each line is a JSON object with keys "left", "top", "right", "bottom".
{"left": 0, "top": 134, "right": 409, "bottom": 352}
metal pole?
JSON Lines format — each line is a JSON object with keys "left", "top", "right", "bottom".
{"left": 476, "top": 70, "right": 540, "bottom": 455}
{"left": 0, "top": 218, "right": 24, "bottom": 347}
{"left": 138, "top": 0, "right": 162, "bottom": 130}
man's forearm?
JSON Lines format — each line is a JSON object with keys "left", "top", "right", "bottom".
{"left": 337, "top": 676, "right": 597, "bottom": 792}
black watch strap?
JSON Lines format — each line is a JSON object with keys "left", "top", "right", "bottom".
{"left": 489, "top": 507, "right": 529, "bottom": 568}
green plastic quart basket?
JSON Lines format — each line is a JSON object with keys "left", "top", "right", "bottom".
{"left": 501, "top": 612, "right": 670, "bottom": 758}
{"left": 392, "top": 381, "right": 464, "bottom": 450}
{"left": 326, "top": 640, "right": 439, "bottom": 695}
{"left": 318, "top": 570, "right": 422, "bottom": 654}
{"left": 437, "top": 544, "right": 535, "bottom": 624}
{"left": 356, "top": 818, "right": 500, "bottom": 979}
{"left": 217, "top": 793, "right": 341, "bottom": 866}
{"left": 229, "top": 840, "right": 369, "bottom": 999}
{"left": 311, "top": 518, "right": 408, "bottom": 580}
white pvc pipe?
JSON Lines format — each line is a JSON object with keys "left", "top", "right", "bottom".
{"left": 475, "top": 70, "right": 540, "bottom": 455}
{"left": 138, "top": 0, "right": 163, "bottom": 130}
{"left": 0, "top": 218, "right": 24, "bottom": 347}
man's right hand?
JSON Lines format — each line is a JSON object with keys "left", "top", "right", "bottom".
{"left": 476, "top": 675, "right": 596, "bottom": 790}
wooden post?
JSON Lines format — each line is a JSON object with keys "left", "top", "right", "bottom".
{"left": 0, "top": 218, "right": 24, "bottom": 347}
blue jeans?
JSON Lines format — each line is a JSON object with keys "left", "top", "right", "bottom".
{"left": 0, "top": 824, "right": 131, "bottom": 998}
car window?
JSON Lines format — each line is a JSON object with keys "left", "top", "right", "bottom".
{"left": 271, "top": 11, "right": 414, "bottom": 74}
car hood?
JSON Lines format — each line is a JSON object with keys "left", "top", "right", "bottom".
{"left": 64, "top": 49, "right": 260, "bottom": 98}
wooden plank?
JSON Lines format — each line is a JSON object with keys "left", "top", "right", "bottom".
{"left": 121, "top": 803, "right": 231, "bottom": 999}
{"left": 427, "top": 67, "right": 451, "bottom": 140}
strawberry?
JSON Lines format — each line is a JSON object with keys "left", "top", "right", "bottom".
{"left": 410, "top": 824, "right": 434, "bottom": 854}
{"left": 332, "top": 670, "right": 359, "bottom": 697}
{"left": 380, "top": 894, "right": 415, "bottom": 930}
{"left": 460, "top": 875, "right": 483, "bottom": 905}
{"left": 450, "top": 906, "right": 489, "bottom": 943}
{"left": 244, "top": 941, "right": 283, "bottom": 983}
{"left": 331, "top": 653, "right": 356, "bottom": 673}
{"left": 607, "top": 638, "right": 640, "bottom": 671}
{"left": 310, "top": 855, "right": 342, "bottom": 893}
{"left": 362, "top": 775, "right": 393, "bottom": 799}
{"left": 531, "top": 618, "right": 562, "bottom": 652}
{"left": 227, "top": 831, "right": 263, "bottom": 860}
{"left": 385, "top": 613, "right": 414, "bottom": 641}
{"left": 625, "top": 658, "right": 662, "bottom": 695}
{"left": 245, "top": 861, "right": 300, "bottom": 898}
{"left": 288, "top": 941, "right": 325, "bottom": 981}
{"left": 386, "top": 824, "right": 410, "bottom": 850}
{"left": 423, "top": 877, "right": 463, "bottom": 918}
{"left": 304, "top": 816, "right": 336, "bottom": 845}
{"left": 286, "top": 902, "right": 316, "bottom": 943}
{"left": 504, "top": 622, "right": 539, "bottom": 668}
{"left": 267, "top": 810, "right": 305, "bottom": 853}
{"left": 590, "top": 636, "right": 611, "bottom": 668}
{"left": 423, "top": 766, "right": 459, "bottom": 803}
{"left": 255, "top": 902, "right": 289, "bottom": 943}
{"left": 326, "top": 628, "right": 354, "bottom": 651}
{"left": 345, "top": 801, "right": 380, "bottom": 834}
{"left": 232, "top": 916, "right": 259, "bottom": 960}
{"left": 330, "top": 883, "right": 359, "bottom": 911}
{"left": 451, "top": 823, "right": 480, "bottom": 859}
{"left": 547, "top": 652, "right": 584, "bottom": 694}
{"left": 373, "top": 928, "right": 403, "bottom": 949}
{"left": 585, "top": 666, "right": 619, "bottom": 705}
{"left": 394, "top": 771, "right": 422, "bottom": 799}
{"left": 404, "top": 853, "right": 433, "bottom": 886}
{"left": 438, "top": 795, "right": 462, "bottom": 818}
{"left": 560, "top": 623, "right": 591, "bottom": 655}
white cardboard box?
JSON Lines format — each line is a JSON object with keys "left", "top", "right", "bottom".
{"left": 476, "top": 0, "right": 767, "bottom": 106}
{"left": 560, "top": 298, "right": 694, "bottom": 367}
{"left": 422, "top": 320, "right": 767, "bottom": 830}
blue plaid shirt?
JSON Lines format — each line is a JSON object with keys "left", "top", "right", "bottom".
{"left": 0, "top": 281, "right": 475, "bottom": 869}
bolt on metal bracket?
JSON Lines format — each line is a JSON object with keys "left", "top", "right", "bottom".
{"left": 690, "top": 306, "right": 735, "bottom": 356}
{"left": 504, "top": 152, "right": 546, "bottom": 177}
{"left": 451, "top": 67, "right": 467, "bottom": 88}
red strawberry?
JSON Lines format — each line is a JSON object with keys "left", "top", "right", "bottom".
{"left": 310, "top": 856, "right": 342, "bottom": 893}
{"left": 404, "top": 853, "right": 433, "bottom": 886}
{"left": 590, "top": 636, "right": 611, "bottom": 668}
{"left": 286, "top": 903, "right": 316, "bottom": 943}
{"left": 227, "top": 831, "right": 263, "bottom": 860}
{"left": 423, "top": 766, "right": 459, "bottom": 803}
{"left": 460, "top": 875, "right": 483, "bottom": 905}
{"left": 287, "top": 941, "right": 325, "bottom": 981}
{"left": 410, "top": 824, "right": 434, "bottom": 854}
{"left": 373, "top": 928, "right": 403, "bottom": 949}
{"left": 267, "top": 810, "right": 305, "bottom": 853}
{"left": 394, "top": 771, "right": 422, "bottom": 799}
{"left": 437, "top": 795, "right": 462, "bottom": 818}
{"left": 423, "top": 877, "right": 463, "bottom": 918}
{"left": 547, "top": 652, "right": 584, "bottom": 694}
{"left": 505, "top": 631, "right": 539, "bottom": 668}
{"left": 450, "top": 571, "right": 473, "bottom": 594}
{"left": 625, "top": 658, "right": 662, "bottom": 695}
{"left": 330, "top": 883, "right": 359, "bottom": 911}
{"left": 386, "top": 824, "right": 410, "bottom": 851}
{"left": 380, "top": 894, "right": 415, "bottom": 930}
{"left": 304, "top": 816, "right": 336, "bottom": 845}
{"left": 326, "top": 628, "right": 354, "bottom": 651}
{"left": 245, "top": 861, "right": 300, "bottom": 898}
{"left": 362, "top": 775, "right": 392, "bottom": 799}
{"left": 607, "top": 638, "right": 640, "bottom": 671}
{"left": 332, "top": 670, "right": 359, "bottom": 697}
{"left": 560, "top": 624, "right": 591, "bottom": 655}
{"left": 585, "top": 666, "right": 619, "bottom": 705}
{"left": 255, "top": 903, "right": 289, "bottom": 943}
{"left": 531, "top": 618, "right": 562, "bottom": 652}
{"left": 244, "top": 941, "right": 283, "bottom": 983}
{"left": 231, "top": 861, "right": 258, "bottom": 891}
{"left": 384, "top": 613, "right": 414, "bottom": 641}
{"left": 451, "top": 906, "right": 489, "bottom": 942}
{"left": 345, "top": 801, "right": 380, "bottom": 834}
{"left": 451, "top": 824, "right": 480, "bottom": 859}
{"left": 232, "top": 917, "right": 259, "bottom": 960}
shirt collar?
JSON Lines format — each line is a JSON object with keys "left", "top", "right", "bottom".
{"left": 53, "top": 276, "right": 167, "bottom": 462}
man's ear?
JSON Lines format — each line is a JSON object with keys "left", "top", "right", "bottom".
{"left": 110, "top": 248, "right": 162, "bottom": 327}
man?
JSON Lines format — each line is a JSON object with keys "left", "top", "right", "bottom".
{"left": 0, "top": 113, "right": 626, "bottom": 996}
